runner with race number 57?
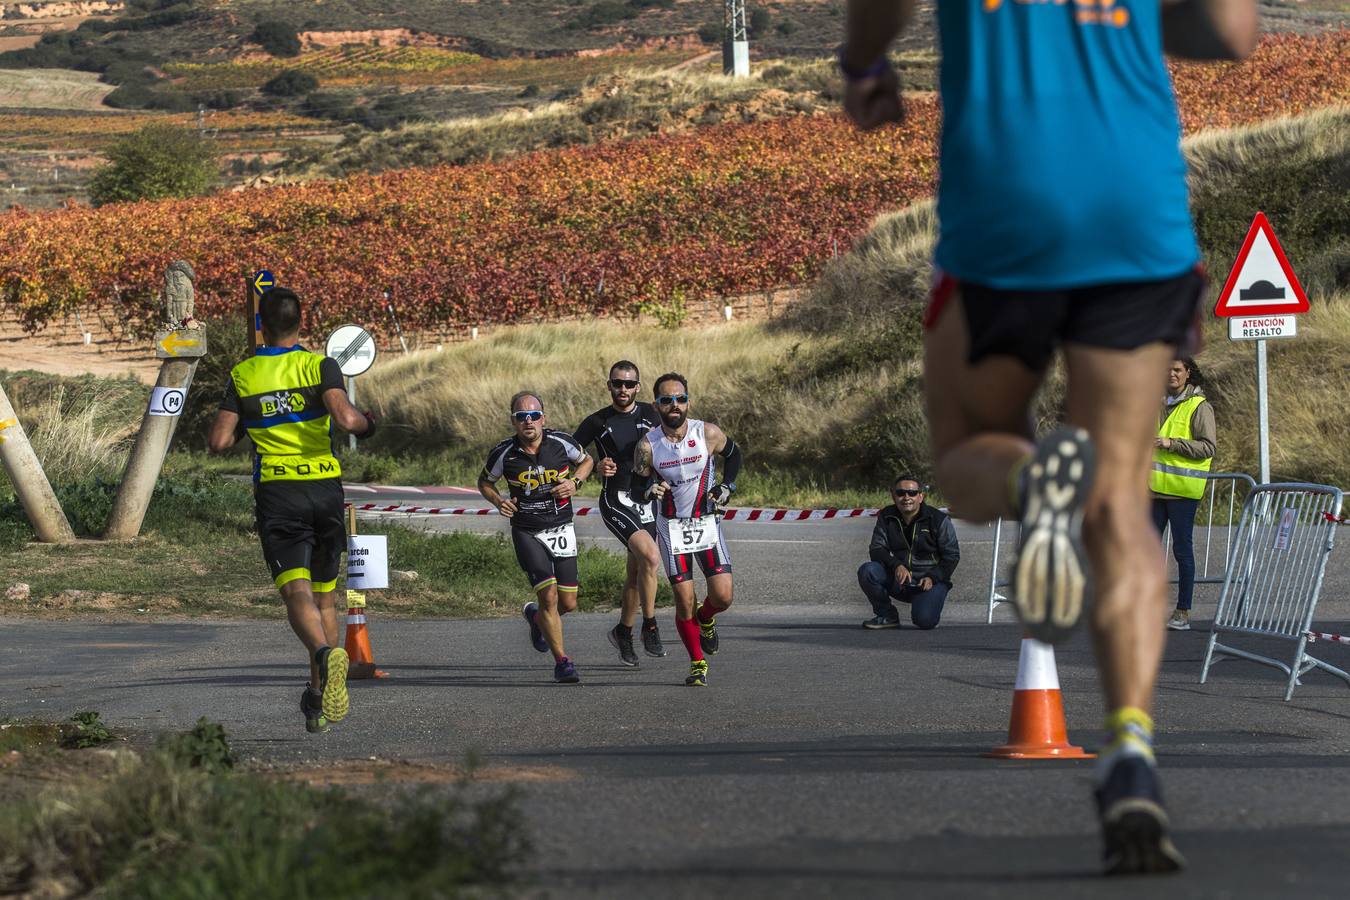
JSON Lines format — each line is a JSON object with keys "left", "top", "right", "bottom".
{"left": 479, "top": 391, "right": 594, "bottom": 684}
{"left": 633, "top": 373, "right": 743, "bottom": 687}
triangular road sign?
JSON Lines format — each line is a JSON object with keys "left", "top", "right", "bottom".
{"left": 1213, "top": 212, "right": 1309, "bottom": 317}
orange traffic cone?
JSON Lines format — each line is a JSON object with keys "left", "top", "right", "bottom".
{"left": 984, "top": 637, "right": 1092, "bottom": 759}
{"left": 343, "top": 591, "right": 388, "bottom": 679}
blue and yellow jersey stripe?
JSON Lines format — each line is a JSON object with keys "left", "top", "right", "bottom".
{"left": 229, "top": 347, "right": 342, "bottom": 483}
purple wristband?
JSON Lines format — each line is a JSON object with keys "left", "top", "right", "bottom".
{"left": 838, "top": 49, "right": 890, "bottom": 82}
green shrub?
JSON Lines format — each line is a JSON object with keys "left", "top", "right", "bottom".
{"left": 63, "top": 711, "right": 114, "bottom": 749}
{"left": 262, "top": 70, "right": 319, "bottom": 97}
{"left": 696, "top": 21, "right": 721, "bottom": 44}
{"left": 157, "top": 717, "right": 233, "bottom": 773}
{"left": 252, "top": 19, "right": 301, "bottom": 58}
{"left": 572, "top": 1, "right": 638, "bottom": 29}
{"left": 89, "top": 125, "right": 216, "bottom": 206}
{"left": 749, "top": 8, "right": 772, "bottom": 35}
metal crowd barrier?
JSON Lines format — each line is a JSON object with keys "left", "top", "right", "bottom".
{"left": 1200, "top": 483, "right": 1348, "bottom": 700}
{"left": 986, "top": 472, "right": 1255, "bottom": 624}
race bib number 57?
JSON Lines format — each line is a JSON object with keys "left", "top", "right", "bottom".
{"left": 667, "top": 515, "right": 719, "bottom": 553}
{"left": 532, "top": 523, "right": 578, "bottom": 558}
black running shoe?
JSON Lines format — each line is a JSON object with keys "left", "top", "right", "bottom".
{"left": 554, "top": 656, "right": 581, "bottom": 684}
{"left": 608, "top": 624, "right": 639, "bottom": 667}
{"left": 699, "top": 617, "right": 719, "bottom": 655}
{"left": 641, "top": 622, "right": 667, "bottom": 657}
{"left": 1095, "top": 756, "right": 1186, "bottom": 876}
{"left": 522, "top": 601, "right": 548, "bottom": 653}
{"left": 1012, "top": 426, "right": 1095, "bottom": 644}
{"left": 300, "top": 686, "right": 328, "bottom": 734}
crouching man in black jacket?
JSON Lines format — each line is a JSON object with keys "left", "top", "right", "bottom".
{"left": 858, "top": 475, "right": 960, "bottom": 630}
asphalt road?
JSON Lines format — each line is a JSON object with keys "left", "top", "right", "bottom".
{"left": 6, "top": 489, "right": 1350, "bottom": 898}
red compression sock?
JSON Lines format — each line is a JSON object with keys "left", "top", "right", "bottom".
{"left": 675, "top": 616, "right": 704, "bottom": 661}
{"left": 696, "top": 600, "right": 722, "bottom": 624}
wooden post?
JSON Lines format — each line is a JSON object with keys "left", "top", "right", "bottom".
{"left": 0, "top": 379, "right": 75, "bottom": 543}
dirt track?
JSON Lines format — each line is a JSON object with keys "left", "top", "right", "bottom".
{"left": 1, "top": 310, "right": 158, "bottom": 382}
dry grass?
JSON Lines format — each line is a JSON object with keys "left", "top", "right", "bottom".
{"left": 0, "top": 67, "right": 113, "bottom": 111}
{"left": 18, "top": 382, "right": 138, "bottom": 484}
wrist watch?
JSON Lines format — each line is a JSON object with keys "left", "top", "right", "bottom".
{"left": 572, "top": 476, "right": 584, "bottom": 488}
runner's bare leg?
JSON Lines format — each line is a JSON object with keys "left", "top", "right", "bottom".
{"left": 535, "top": 583, "right": 566, "bottom": 658}
{"left": 1064, "top": 342, "right": 1173, "bottom": 713}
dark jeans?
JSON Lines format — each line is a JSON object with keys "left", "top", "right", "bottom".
{"left": 1152, "top": 497, "right": 1201, "bottom": 611}
{"left": 857, "top": 561, "right": 948, "bottom": 630}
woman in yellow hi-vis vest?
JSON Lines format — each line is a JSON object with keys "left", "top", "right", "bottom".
{"left": 1150, "top": 358, "right": 1216, "bottom": 632}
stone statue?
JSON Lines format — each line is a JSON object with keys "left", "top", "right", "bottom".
{"left": 162, "top": 259, "right": 196, "bottom": 328}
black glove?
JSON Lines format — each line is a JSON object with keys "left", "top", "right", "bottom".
{"left": 357, "top": 411, "right": 377, "bottom": 440}
{"left": 708, "top": 482, "right": 733, "bottom": 513}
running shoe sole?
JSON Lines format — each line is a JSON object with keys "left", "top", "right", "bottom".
{"left": 1012, "top": 426, "right": 1095, "bottom": 645}
{"left": 1101, "top": 799, "right": 1186, "bottom": 876}
{"left": 607, "top": 628, "right": 639, "bottom": 667}
{"left": 320, "top": 647, "right": 350, "bottom": 723}
{"left": 862, "top": 620, "right": 900, "bottom": 630}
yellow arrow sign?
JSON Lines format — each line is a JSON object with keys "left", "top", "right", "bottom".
{"left": 159, "top": 334, "right": 201, "bottom": 357}
{"left": 253, "top": 271, "right": 275, "bottom": 294}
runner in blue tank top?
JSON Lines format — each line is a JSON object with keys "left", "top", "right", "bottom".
{"left": 842, "top": 0, "right": 1257, "bottom": 877}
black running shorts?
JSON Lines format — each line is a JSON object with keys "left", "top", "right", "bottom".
{"left": 511, "top": 526, "right": 579, "bottom": 593}
{"left": 254, "top": 478, "right": 346, "bottom": 592}
{"left": 926, "top": 267, "right": 1206, "bottom": 372}
{"left": 599, "top": 490, "right": 657, "bottom": 549}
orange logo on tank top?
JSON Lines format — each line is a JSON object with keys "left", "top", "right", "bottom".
{"left": 983, "top": 0, "right": 1130, "bottom": 29}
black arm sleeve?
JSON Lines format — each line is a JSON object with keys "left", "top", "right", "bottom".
{"left": 717, "top": 438, "right": 743, "bottom": 486}
{"left": 220, "top": 378, "right": 240, "bottom": 413}
{"left": 319, "top": 357, "right": 345, "bottom": 393}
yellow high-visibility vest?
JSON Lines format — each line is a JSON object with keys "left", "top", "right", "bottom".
{"left": 1150, "top": 395, "right": 1211, "bottom": 499}
{"left": 230, "top": 347, "right": 341, "bottom": 483}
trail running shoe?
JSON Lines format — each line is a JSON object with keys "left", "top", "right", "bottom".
{"left": 523, "top": 601, "right": 548, "bottom": 653}
{"left": 608, "top": 625, "right": 639, "bottom": 667}
{"left": 686, "top": 659, "right": 709, "bottom": 687}
{"left": 641, "top": 622, "right": 668, "bottom": 658}
{"left": 862, "top": 614, "right": 900, "bottom": 630}
{"left": 1012, "top": 426, "right": 1096, "bottom": 644}
{"left": 1095, "top": 756, "right": 1186, "bottom": 876}
{"left": 554, "top": 656, "right": 581, "bottom": 684}
{"left": 699, "top": 617, "right": 719, "bottom": 655}
{"left": 316, "top": 646, "right": 350, "bottom": 723}
{"left": 300, "top": 687, "right": 329, "bottom": 734}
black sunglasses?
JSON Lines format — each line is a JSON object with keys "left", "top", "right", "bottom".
{"left": 512, "top": 410, "right": 543, "bottom": 422}
{"left": 609, "top": 378, "right": 639, "bottom": 389}
{"left": 894, "top": 488, "right": 922, "bottom": 497}
{"left": 656, "top": 394, "right": 689, "bottom": 406}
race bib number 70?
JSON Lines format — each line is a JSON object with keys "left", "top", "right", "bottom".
{"left": 667, "top": 514, "right": 719, "bottom": 553}
{"left": 532, "top": 523, "right": 578, "bottom": 558}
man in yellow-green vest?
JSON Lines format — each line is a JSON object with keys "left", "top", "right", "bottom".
{"left": 208, "top": 287, "right": 376, "bottom": 733}
{"left": 1150, "top": 357, "right": 1216, "bottom": 633}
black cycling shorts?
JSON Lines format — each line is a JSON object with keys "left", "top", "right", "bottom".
{"left": 926, "top": 266, "right": 1206, "bottom": 372}
{"left": 254, "top": 478, "right": 346, "bottom": 592}
{"left": 599, "top": 490, "right": 657, "bottom": 549}
{"left": 511, "top": 526, "right": 579, "bottom": 593}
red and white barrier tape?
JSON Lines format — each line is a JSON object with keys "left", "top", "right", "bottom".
{"left": 1306, "top": 630, "right": 1350, "bottom": 646}
{"left": 348, "top": 503, "right": 883, "bottom": 520}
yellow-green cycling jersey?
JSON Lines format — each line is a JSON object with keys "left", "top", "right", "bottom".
{"left": 223, "top": 346, "right": 344, "bottom": 483}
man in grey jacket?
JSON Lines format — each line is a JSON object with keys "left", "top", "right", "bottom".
{"left": 858, "top": 475, "right": 961, "bottom": 630}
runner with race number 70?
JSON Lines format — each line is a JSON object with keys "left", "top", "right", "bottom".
{"left": 478, "top": 390, "right": 595, "bottom": 684}
{"left": 632, "top": 373, "right": 744, "bottom": 687}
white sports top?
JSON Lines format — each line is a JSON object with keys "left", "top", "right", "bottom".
{"left": 645, "top": 418, "right": 716, "bottom": 519}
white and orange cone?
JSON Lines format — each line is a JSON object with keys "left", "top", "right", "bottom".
{"left": 343, "top": 590, "right": 388, "bottom": 679}
{"left": 984, "top": 637, "right": 1092, "bottom": 759}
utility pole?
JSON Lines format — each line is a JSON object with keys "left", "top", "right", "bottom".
{"left": 723, "top": 0, "right": 749, "bottom": 77}
{"left": 0, "top": 380, "right": 76, "bottom": 543}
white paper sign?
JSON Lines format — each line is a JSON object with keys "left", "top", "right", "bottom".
{"left": 347, "top": 535, "right": 389, "bottom": 589}
{"left": 1273, "top": 508, "right": 1297, "bottom": 551}
{"left": 148, "top": 386, "right": 185, "bottom": 417}
{"left": 1229, "top": 315, "right": 1297, "bottom": 341}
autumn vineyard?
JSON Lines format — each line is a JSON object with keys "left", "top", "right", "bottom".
{"left": 1, "top": 32, "right": 1346, "bottom": 337}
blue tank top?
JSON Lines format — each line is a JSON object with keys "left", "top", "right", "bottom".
{"left": 935, "top": 0, "right": 1199, "bottom": 289}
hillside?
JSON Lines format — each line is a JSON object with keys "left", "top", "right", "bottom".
{"left": 1, "top": 32, "right": 1344, "bottom": 340}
